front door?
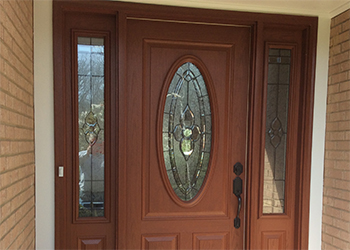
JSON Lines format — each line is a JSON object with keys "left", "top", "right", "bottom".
{"left": 54, "top": 1, "right": 317, "bottom": 249}
{"left": 123, "top": 19, "right": 249, "bottom": 249}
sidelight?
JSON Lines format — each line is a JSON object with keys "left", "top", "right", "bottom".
{"left": 77, "top": 37, "right": 105, "bottom": 217}
{"left": 162, "top": 61, "right": 212, "bottom": 202}
{"left": 263, "top": 48, "right": 291, "bottom": 214}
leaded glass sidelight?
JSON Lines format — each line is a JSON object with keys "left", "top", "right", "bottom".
{"left": 163, "top": 62, "right": 212, "bottom": 201}
{"left": 77, "top": 37, "right": 105, "bottom": 217}
{"left": 263, "top": 48, "right": 291, "bottom": 214}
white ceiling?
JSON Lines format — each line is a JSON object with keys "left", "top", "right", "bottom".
{"left": 117, "top": 0, "right": 350, "bottom": 17}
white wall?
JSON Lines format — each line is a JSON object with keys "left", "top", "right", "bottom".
{"left": 309, "top": 16, "right": 330, "bottom": 250}
{"left": 34, "top": 0, "right": 54, "bottom": 249}
{"left": 34, "top": 1, "right": 330, "bottom": 249}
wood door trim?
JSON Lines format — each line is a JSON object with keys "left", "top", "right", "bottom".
{"left": 53, "top": 1, "right": 318, "bottom": 249}
{"left": 246, "top": 21, "right": 318, "bottom": 249}
{"left": 53, "top": 2, "right": 67, "bottom": 248}
{"left": 71, "top": 30, "right": 112, "bottom": 224}
{"left": 258, "top": 42, "right": 299, "bottom": 220}
{"left": 296, "top": 24, "right": 318, "bottom": 249}
{"left": 127, "top": 16, "right": 252, "bottom": 28}
{"left": 53, "top": 8, "right": 117, "bottom": 249}
{"left": 117, "top": 11, "right": 128, "bottom": 250}
{"left": 54, "top": 0, "right": 316, "bottom": 27}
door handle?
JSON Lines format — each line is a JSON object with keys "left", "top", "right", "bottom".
{"left": 233, "top": 176, "right": 242, "bottom": 229}
{"left": 235, "top": 195, "right": 242, "bottom": 228}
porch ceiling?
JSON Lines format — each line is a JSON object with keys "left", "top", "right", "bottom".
{"left": 116, "top": 0, "right": 350, "bottom": 17}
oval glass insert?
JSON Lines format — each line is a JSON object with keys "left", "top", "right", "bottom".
{"left": 163, "top": 61, "right": 212, "bottom": 201}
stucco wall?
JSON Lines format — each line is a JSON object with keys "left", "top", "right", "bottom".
{"left": 0, "top": 0, "right": 35, "bottom": 249}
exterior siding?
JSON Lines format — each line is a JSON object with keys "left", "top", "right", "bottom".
{"left": 322, "top": 9, "right": 350, "bottom": 250}
{"left": 0, "top": 0, "right": 35, "bottom": 249}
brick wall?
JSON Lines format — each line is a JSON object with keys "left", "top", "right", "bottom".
{"left": 322, "top": 9, "right": 350, "bottom": 250}
{"left": 0, "top": 0, "right": 35, "bottom": 249}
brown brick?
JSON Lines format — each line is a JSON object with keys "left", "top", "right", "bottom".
{"left": 328, "top": 84, "right": 340, "bottom": 95}
{"left": 326, "top": 131, "right": 347, "bottom": 141}
{"left": 328, "top": 91, "right": 350, "bottom": 104}
{"left": 343, "top": 40, "right": 350, "bottom": 52}
{"left": 325, "top": 141, "right": 337, "bottom": 150}
{"left": 334, "top": 218, "right": 350, "bottom": 232}
{"left": 332, "top": 237, "right": 350, "bottom": 249}
{"left": 326, "top": 188, "right": 350, "bottom": 201}
{"left": 339, "top": 232, "right": 350, "bottom": 246}
{"left": 334, "top": 9, "right": 350, "bottom": 27}
{"left": 335, "top": 160, "right": 350, "bottom": 170}
{"left": 339, "top": 100, "right": 350, "bottom": 111}
{"left": 0, "top": 0, "right": 34, "bottom": 248}
{"left": 329, "top": 64, "right": 342, "bottom": 75}
{"left": 323, "top": 214, "right": 334, "bottom": 225}
{"left": 335, "top": 179, "right": 350, "bottom": 190}
{"left": 338, "top": 120, "right": 350, "bottom": 130}
{"left": 340, "top": 81, "right": 350, "bottom": 91}
{"left": 326, "top": 122, "right": 339, "bottom": 132}
{"left": 323, "top": 196, "right": 335, "bottom": 206}
{"left": 324, "top": 224, "right": 341, "bottom": 238}
{"left": 324, "top": 10, "right": 350, "bottom": 249}
{"left": 331, "top": 71, "right": 349, "bottom": 84}
{"left": 332, "top": 31, "right": 350, "bottom": 46}
{"left": 323, "top": 242, "right": 339, "bottom": 250}
{"left": 334, "top": 198, "right": 350, "bottom": 211}
{"left": 325, "top": 169, "right": 344, "bottom": 180}
{"left": 341, "top": 60, "right": 350, "bottom": 72}
{"left": 322, "top": 233, "right": 333, "bottom": 245}
{"left": 330, "top": 43, "right": 342, "bottom": 57}
{"left": 330, "top": 50, "right": 350, "bottom": 66}
{"left": 325, "top": 159, "right": 336, "bottom": 169}
{"left": 330, "top": 24, "right": 342, "bottom": 38}
{"left": 324, "top": 177, "right": 336, "bottom": 188}
{"left": 337, "top": 141, "right": 350, "bottom": 151}
{"left": 343, "top": 19, "right": 350, "bottom": 32}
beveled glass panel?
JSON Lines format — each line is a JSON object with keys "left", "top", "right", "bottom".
{"left": 77, "top": 37, "right": 105, "bottom": 217}
{"left": 163, "top": 62, "right": 212, "bottom": 201}
{"left": 263, "top": 48, "right": 291, "bottom": 214}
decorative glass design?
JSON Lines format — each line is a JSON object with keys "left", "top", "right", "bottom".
{"left": 163, "top": 62, "right": 212, "bottom": 201}
{"left": 77, "top": 37, "right": 105, "bottom": 217}
{"left": 173, "top": 105, "right": 201, "bottom": 160}
{"left": 263, "top": 48, "right": 291, "bottom": 214}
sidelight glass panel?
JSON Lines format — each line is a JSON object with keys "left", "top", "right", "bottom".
{"left": 263, "top": 48, "right": 291, "bottom": 214}
{"left": 162, "top": 62, "right": 212, "bottom": 201}
{"left": 77, "top": 37, "right": 105, "bottom": 217}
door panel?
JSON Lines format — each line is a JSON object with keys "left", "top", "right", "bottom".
{"left": 193, "top": 233, "right": 229, "bottom": 250}
{"left": 78, "top": 237, "right": 105, "bottom": 250}
{"left": 125, "top": 19, "right": 250, "bottom": 249}
{"left": 142, "top": 235, "right": 179, "bottom": 250}
{"left": 261, "top": 231, "right": 286, "bottom": 250}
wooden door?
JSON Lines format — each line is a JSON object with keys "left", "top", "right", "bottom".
{"left": 123, "top": 19, "right": 250, "bottom": 249}
{"left": 54, "top": 2, "right": 317, "bottom": 250}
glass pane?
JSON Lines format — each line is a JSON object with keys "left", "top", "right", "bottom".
{"left": 77, "top": 37, "right": 105, "bottom": 217}
{"left": 263, "top": 48, "right": 291, "bottom": 214}
{"left": 162, "top": 62, "right": 212, "bottom": 201}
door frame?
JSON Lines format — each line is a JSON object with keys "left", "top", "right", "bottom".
{"left": 53, "top": 1, "right": 318, "bottom": 249}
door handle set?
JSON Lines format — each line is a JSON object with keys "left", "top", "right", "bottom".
{"left": 233, "top": 162, "right": 243, "bottom": 229}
